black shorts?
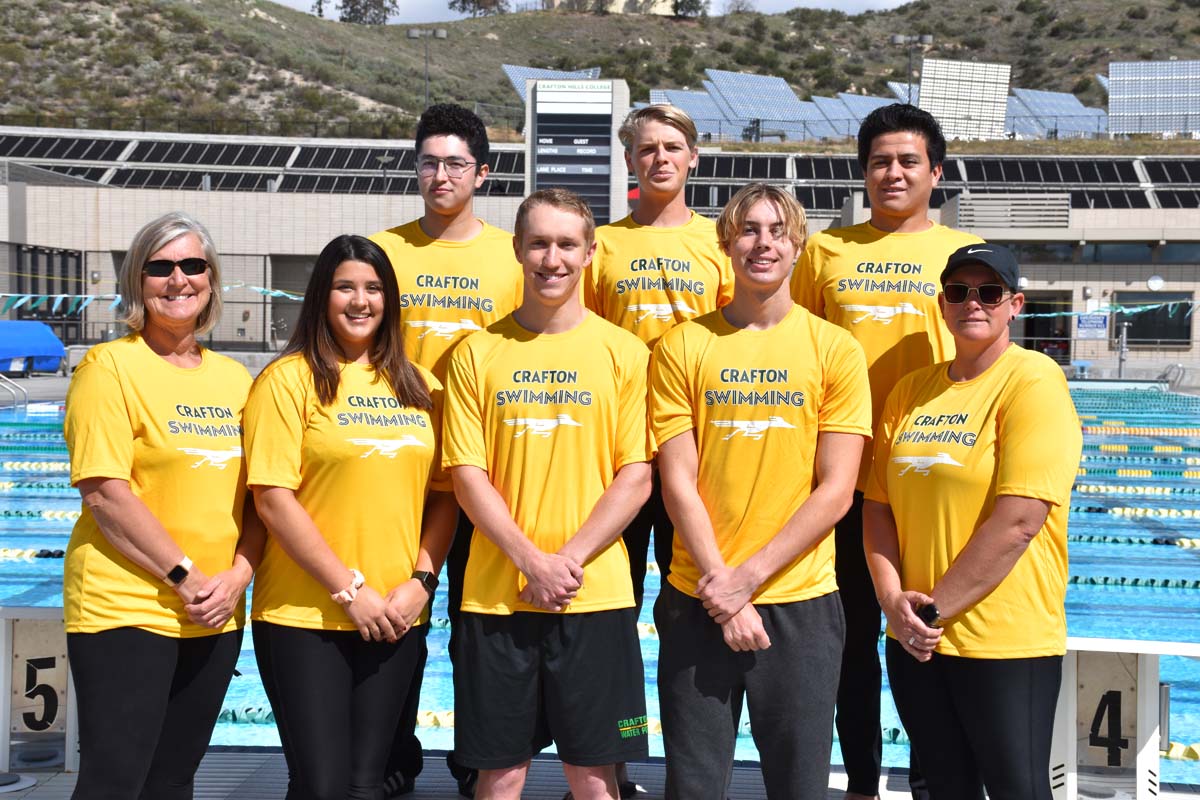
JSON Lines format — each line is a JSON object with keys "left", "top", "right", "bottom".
{"left": 454, "top": 608, "right": 649, "bottom": 770}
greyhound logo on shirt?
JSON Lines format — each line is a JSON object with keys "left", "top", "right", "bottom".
{"left": 626, "top": 300, "right": 699, "bottom": 323}
{"left": 892, "top": 452, "right": 964, "bottom": 476}
{"left": 505, "top": 414, "right": 583, "bottom": 438}
{"left": 348, "top": 436, "right": 426, "bottom": 458}
{"left": 406, "top": 319, "right": 483, "bottom": 339}
{"left": 178, "top": 446, "right": 242, "bottom": 470}
{"left": 711, "top": 416, "right": 796, "bottom": 441}
{"left": 841, "top": 303, "right": 925, "bottom": 325}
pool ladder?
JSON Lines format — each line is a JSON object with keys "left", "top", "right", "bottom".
{"left": 0, "top": 374, "right": 27, "bottom": 410}
{"left": 1157, "top": 363, "right": 1187, "bottom": 390}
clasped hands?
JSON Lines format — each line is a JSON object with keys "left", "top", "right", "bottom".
{"left": 518, "top": 549, "right": 584, "bottom": 612}
{"left": 698, "top": 565, "right": 771, "bottom": 653}
{"left": 344, "top": 580, "right": 432, "bottom": 643}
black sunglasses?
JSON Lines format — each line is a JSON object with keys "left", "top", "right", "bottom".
{"left": 143, "top": 258, "right": 209, "bottom": 277}
{"left": 943, "top": 283, "right": 1009, "bottom": 305}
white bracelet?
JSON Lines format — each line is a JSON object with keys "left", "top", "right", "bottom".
{"left": 331, "top": 568, "right": 365, "bottom": 606}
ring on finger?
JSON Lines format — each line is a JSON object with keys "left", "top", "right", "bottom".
{"left": 907, "top": 635, "right": 916, "bottom": 646}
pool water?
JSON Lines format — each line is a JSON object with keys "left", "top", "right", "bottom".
{"left": 3, "top": 391, "right": 1200, "bottom": 784}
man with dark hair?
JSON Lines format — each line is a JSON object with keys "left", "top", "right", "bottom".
{"left": 371, "top": 102, "right": 522, "bottom": 799}
{"left": 790, "top": 103, "right": 982, "bottom": 800}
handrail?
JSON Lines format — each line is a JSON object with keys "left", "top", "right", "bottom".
{"left": 0, "top": 374, "right": 26, "bottom": 410}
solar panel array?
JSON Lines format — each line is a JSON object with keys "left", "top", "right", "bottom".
{"left": 1108, "top": 60, "right": 1200, "bottom": 135}
{"left": 501, "top": 64, "right": 603, "bottom": 103}
{"left": 0, "top": 128, "right": 527, "bottom": 196}
{"left": 1012, "top": 88, "right": 1106, "bottom": 137}
{"left": 2, "top": 127, "right": 1194, "bottom": 217}
{"left": 836, "top": 93, "right": 893, "bottom": 121}
{"left": 645, "top": 67, "right": 1103, "bottom": 143}
{"left": 919, "top": 58, "right": 1011, "bottom": 140}
{"left": 887, "top": 80, "right": 919, "bottom": 105}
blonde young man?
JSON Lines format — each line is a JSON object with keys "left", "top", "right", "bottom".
{"left": 443, "top": 189, "right": 653, "bottom": 800}
{"left": 370, "top": 103, "right": 522, "bottom": 798}
{"left": 651, "top": 184, "right": 870, "bottom": 799}
{"left": 586, "top": 104, "right": 734, "bottom": 618}
{"left": 790, "top": 104, "right": 983, "bottom": 800}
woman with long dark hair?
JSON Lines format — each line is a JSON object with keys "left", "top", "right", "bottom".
{"left": 244, "top": 234, "right": 457, "bottom": 800}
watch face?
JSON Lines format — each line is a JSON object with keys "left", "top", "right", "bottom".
{"left": 166, "top": 564, "right": 189, "bottom": 585}
{"left": 414, "top": 571, "right": 438, "bottom": 592}
{"left": 918, "top": 604, "right": 940, "bottom": 626}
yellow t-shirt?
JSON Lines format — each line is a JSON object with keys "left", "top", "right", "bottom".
{"left": 244, "top": 354, "right": 449, "bottom": 631}
{"left": 442, "top": 313, "right": 653, "bottom": 615}
{"left": 63, "top": 334, "right": 251, "bottom": 637}
{"left": 865, "top": 345, "right": 1081, "bottom": 658}
{"left": 586, "top": 212, "right": 734, "bottom": 350}
{"left": 649, "top": 306, "right": 871, "bottom": 604}
{"left": 791, "top": 222, "right": 983, "bottom": 489}
{"left": 370, "top": 219, "right": 523, "bottom": 382}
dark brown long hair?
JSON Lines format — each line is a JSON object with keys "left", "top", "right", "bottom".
{"left": 276, "top": 234, "right": 431, "bottom": 410}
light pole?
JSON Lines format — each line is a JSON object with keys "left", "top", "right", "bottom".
{"left": 375, "top": 154, "right": 394, "bottom": 193}
{"left": 407, "top": 28, "right": 448, "bottom": 110}
{"left": 890, "top": 33, "right": 934, "bottom": 104}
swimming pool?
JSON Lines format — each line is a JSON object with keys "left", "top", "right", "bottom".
{"left": 2, "top": 391, "right": 1199, "bottom": 783}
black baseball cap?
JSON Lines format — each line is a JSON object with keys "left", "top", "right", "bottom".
{"left": 940, "top": 243, "right": 1021, "bottom": 291}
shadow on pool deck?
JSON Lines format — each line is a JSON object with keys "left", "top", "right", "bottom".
{"left": 5, "top": 751, "right": 1200, "bottom": 800}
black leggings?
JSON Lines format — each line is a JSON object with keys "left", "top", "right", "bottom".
{"left": 67, "top": 627, "right": 242, "bottom": 800}
{"left": 832, "top": 492, "right": 886, "bottom": 795}
{"left": 886, "top": 638, "right": 1062, "bottom": 800}
{"left": 254, "top": 621, "right": 422, "bottom": 800}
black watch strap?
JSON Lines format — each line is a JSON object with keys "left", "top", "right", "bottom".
{"left": 412, "top": 570, "right": 439, "bottom": 596}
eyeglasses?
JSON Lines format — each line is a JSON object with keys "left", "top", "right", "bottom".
{"left": 143, "top": 258, "right": 209, "bottom": 277}
{"left": 416, "top": 156, "right": 478, "bottom": 178}
{"left": 943, "top": 283, "right": 1010, "bottom": 305}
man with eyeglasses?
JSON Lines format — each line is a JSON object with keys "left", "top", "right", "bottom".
{"left": 371, "top": 102, "right": 522, "bottom": 799}
{"left": 790, "top": 104, "right": 982, "bottom": 800}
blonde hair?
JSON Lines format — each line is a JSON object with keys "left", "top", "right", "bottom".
{"left": 618, "top": 104, "right": 699, "bottom": 151}
{"left": 716, "top": 183, "right": 808, "bottom": 253}
{"left": 117, "top": 212, "right": 223, "bottom": 336}
{"left": 514, "top": 188, "right": 596, "bottom": 245}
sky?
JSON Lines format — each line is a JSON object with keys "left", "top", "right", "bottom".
{"left": 271, "top": 0, "right": 909, "bottom": 25}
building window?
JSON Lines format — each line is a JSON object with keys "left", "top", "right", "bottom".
{"left": 1082, "top": 243, "right": 1154, "bottom": 263}
{"left": 1158, "top": 243, "right": 1200, "bottom": 264}
{"left": 1112, "top": 291, "right": 1192, "bottom": 348}
{"left": 1005, "top": 242, "right": 1075, "bottom": 263}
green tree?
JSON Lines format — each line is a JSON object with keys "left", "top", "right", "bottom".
{"left": 448, "top": 0, "right": 510, "bottom": 15}
{"left": 339, "top": 0, "right": 398, "bottom": 24}
{"left": 673, "top": 0, "right": 707, "bottom": 17}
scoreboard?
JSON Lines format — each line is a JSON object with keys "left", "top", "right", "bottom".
{"left": 525, "top": 80, "right": 630, "bottom": 224}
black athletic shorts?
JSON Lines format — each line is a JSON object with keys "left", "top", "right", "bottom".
{"left": 454, "top": 608, "right": 649, "bottom": 770}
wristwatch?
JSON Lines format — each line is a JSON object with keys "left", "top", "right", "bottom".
{"left": 331, "top": 568, "right": 366, "bottom": 606}
{"left": 411, "top": 570, "right": 439, "bottom": 598}
{"left": 164, "top": 556, "right": 193, "bottom": 587}
{"left": 917, "top": 603, "right": 943, "bottom": 628}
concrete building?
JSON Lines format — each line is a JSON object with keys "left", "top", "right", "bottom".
{"left": 1, "top": 125, "right": 1197, "bottom": 381}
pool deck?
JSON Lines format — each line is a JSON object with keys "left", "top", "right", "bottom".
{"left": 4, "top": 751, "right": 1200, "bottom": 799}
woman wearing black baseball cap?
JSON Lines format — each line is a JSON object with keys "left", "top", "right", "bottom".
{"left": 862, "top": 243, "right": 1082, "bottom": 799}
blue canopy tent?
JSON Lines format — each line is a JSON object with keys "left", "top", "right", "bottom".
{"left": 0, "top": 321, "right": 67, "bottom": 374}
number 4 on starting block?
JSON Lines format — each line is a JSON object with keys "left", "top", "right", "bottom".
{"left": 1052, "top": 637, "right": 1200, "bottom": 800}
